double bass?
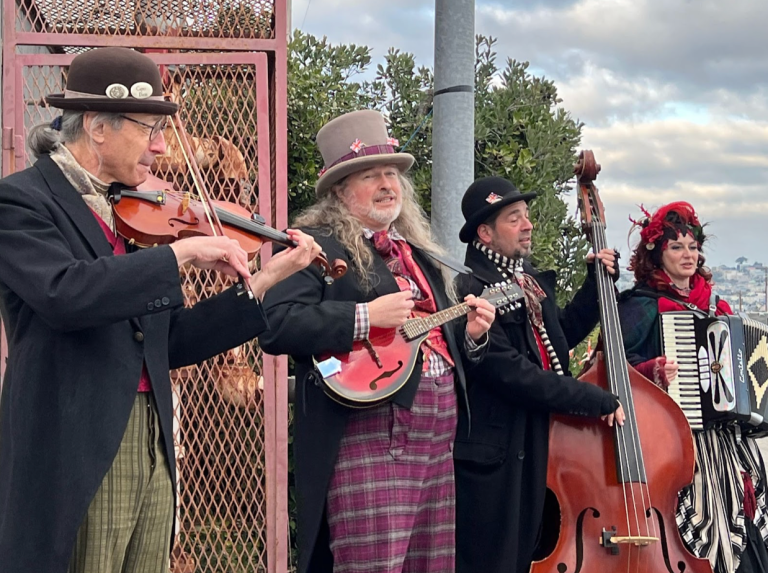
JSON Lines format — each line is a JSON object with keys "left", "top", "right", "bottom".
{"left": 530, "top": 151, "right": 712, "bottom": 573}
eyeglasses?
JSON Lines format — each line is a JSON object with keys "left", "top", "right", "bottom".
{"left": 119, "top": 115, "right": 168, "bottom": 141}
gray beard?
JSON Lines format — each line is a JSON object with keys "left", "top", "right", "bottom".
{"left": 366, "top": 202, "right": 402, "bottom": 226}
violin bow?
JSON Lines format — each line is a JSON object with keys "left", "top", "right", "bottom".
{"left": 166, "top": 100, "right": 257, "bottom": 300}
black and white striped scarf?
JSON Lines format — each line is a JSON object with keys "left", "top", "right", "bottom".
{"left": 473, "top": 241, "right": 564, "bottom": 375}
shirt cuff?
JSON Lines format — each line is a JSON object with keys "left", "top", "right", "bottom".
{"left": 354, "top": 303, "right": 370, "bottom": 341}
{"left": 464, "top": 329, "right": 488, "bottom": 361}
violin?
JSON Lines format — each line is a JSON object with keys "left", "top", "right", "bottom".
{"left": 109, "top": 110, "right": 347, "bottom": 287}
{"left": 529, "top": 151, "right": 712, "bottom": 573}
{"left": 108, "top": 185, "right": 347, "bottom": 285}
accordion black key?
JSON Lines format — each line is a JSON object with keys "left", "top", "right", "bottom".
{"left": 659, "top": 311, "right": 768, "bottom": 433}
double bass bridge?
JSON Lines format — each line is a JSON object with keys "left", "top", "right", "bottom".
{"left": 601, "top": 527, "right": 659, "bottom": 554}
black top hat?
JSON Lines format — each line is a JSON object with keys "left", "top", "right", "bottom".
{"left": 459, "top": 176, "right": 537, "bottom": 243}
{"left": 45, "top": 47, "right": 178, "bottom": 116}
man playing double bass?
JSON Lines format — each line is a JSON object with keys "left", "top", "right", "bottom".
{"left": 453, "top": 176, "right": 625, "bottom": 573}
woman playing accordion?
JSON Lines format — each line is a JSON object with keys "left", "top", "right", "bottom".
{"left": 618, "top": 201, "right": 768, "bottom": 573}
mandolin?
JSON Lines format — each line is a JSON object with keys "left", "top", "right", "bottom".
{"left": 316, "top": 283, "right": 524, "bottom": 408}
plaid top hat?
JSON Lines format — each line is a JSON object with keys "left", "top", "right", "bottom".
{"left": 45, "top": 47, "right": 178, "bottom": 116}
{"left": 315, "top": 110, "right": 415, "bottom": 196}
{"left": 459, "top": 176, "right": 537, "bottom": 243}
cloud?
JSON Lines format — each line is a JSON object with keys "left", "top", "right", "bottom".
{"left": 293, "top": 0, "right": 766, "bottom": 266}
{"left": 294, "top": 0, "right": 435, "bottom": 64}
{"left": 571, "top": 118, "right": 768, "bottom": 265}
{"left": 582, "top": 119, "right": 768, "bottom": 187}
{"left": 477, "top": 0, "right": 768, "bottom": 92}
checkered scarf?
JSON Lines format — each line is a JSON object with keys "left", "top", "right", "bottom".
{"left": 473, "top": 241, "right": 564, "bottom": 375}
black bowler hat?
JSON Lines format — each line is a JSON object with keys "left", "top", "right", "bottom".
{"left": 459, "top": 176, "right": 537, "bottom": 243}
{"left": 46, "top": 47, "right": 178, "bottom": 116}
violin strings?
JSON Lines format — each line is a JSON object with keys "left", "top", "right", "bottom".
{"left": 163, "top": 189, "right": 292, "bottom": 246}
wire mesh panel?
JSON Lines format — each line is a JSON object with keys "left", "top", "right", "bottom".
{"left": 12, "top": 51, "right": 281, "bottom": 573}
{"left": 15, "top": 0, "right": 276, "bottom": 39}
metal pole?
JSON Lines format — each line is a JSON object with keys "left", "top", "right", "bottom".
{"left": 431, "top": 0, "right": 475, "bottom": 261}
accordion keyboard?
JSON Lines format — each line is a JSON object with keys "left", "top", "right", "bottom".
{"left": 660, "top": 313, "right": 705, "bottom": 430}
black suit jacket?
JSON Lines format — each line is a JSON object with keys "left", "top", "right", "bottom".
{"left": 454, "top": 246, "right": 617, "bottom": 573}
{"left": 260, "top": 227, "right": 476, "bottom": 573}
{"left": 0, "top": 155, "right": 268, "bottom": 573}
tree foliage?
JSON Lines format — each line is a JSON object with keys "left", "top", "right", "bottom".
{"left": 287, "top": 31, "right": 380, "bottom": 214}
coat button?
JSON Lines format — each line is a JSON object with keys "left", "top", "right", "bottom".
{"left": 161, "top": 296, "right": 170, "bottom": 306}
{"left": 517, "top": 450, "right": 525, "bottom": 460}
{"left": 147, "top": 302, "right": 154, "bottom": 311}
{"left": 154, "top": 298, "right": 162, "bottom": 308}
{"left": 134, "top": 331, "right": 144, "bottom": 342}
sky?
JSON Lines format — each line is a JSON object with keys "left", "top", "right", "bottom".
{"left": 292, "top": 0, "right": 768, "bottom": 267}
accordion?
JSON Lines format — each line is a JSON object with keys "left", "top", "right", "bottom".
{"left": 659, "top": 311, "right": 768, "bottom": 432}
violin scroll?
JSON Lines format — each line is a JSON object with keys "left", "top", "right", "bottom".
{"left": 317, "top": 256, "right": 348, "bottom": 285}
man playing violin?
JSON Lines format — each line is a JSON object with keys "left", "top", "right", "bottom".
{"left": 453, "top": 177, "right": 625, "bottom": 573}
{"left": 0, "top": 47, "right": 320, "bottom": 573}
{"left": 260, "top": 110, "right": 496, "bottom": 573}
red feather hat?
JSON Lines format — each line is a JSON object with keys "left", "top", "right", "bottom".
{"left": 630, "top": 201, "right": 705, "bottom": 251}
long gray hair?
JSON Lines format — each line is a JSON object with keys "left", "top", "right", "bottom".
{"left": 27, "top": 111, "right": 124, "bottom": 159}
{"left": 294, "top": 173, "right": 457, "bottom": 301}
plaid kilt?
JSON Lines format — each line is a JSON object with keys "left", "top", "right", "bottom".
{"left": 326, "top": 373, "right": 457, "bottom": 573}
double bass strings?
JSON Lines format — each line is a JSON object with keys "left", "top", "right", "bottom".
{"left": 595, "top": 218, "right": 653, "bottom": 538}
{"left": 591, "top": 216, "right": 643, "bottom": 541}
{"left": 592, "top": 211, "right": 658, "bottom": 545}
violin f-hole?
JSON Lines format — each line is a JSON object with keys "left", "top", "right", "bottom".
{"left": 168, "top": 215, "right": 200, "bottom": 228}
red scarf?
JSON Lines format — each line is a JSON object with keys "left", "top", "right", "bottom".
{"left": 371, "top": 231, "right": 454, "bottom": 368}
{"left": 651, "top": 272, "right": 732, "bottom": 316}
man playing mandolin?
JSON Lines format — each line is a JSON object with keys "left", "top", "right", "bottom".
{"left": 0, "top": 47, "right": 321, "bottom": 573}
{"left": 453, "top": 176, "right": 626, "bottom": 573}
{"left": 260, "top": 109, "right": 496, "bottom": 573}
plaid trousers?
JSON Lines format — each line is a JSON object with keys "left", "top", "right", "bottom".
{"left": 67, "top": 392, "right": 174, "bottom": 573}
{"left": 326, "top": 373, "right": 458, "bottom": 573}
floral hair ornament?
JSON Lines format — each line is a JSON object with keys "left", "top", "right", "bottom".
{"left": 631, "top": 201, "right": 705, "bottom": 252}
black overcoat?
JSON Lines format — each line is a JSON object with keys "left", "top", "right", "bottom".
{"left": 454, "top": 247, "right": 618, "bottom": 573}
{"left": 260, "top": 228, "right": 476, "bottom": 573}
{"left": 0, "top": 155, "right": 268, "bottom": 573}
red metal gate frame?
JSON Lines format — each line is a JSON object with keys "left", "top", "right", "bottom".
{"left": 0, "top": 2, "right": 291, "bottom": 564}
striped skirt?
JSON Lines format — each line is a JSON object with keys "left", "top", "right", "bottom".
{"left": 677, "top": 427, "right": 768, "bottom": 572}
{"left": 326, "top": 373, "right": 458, "bottom": 573}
